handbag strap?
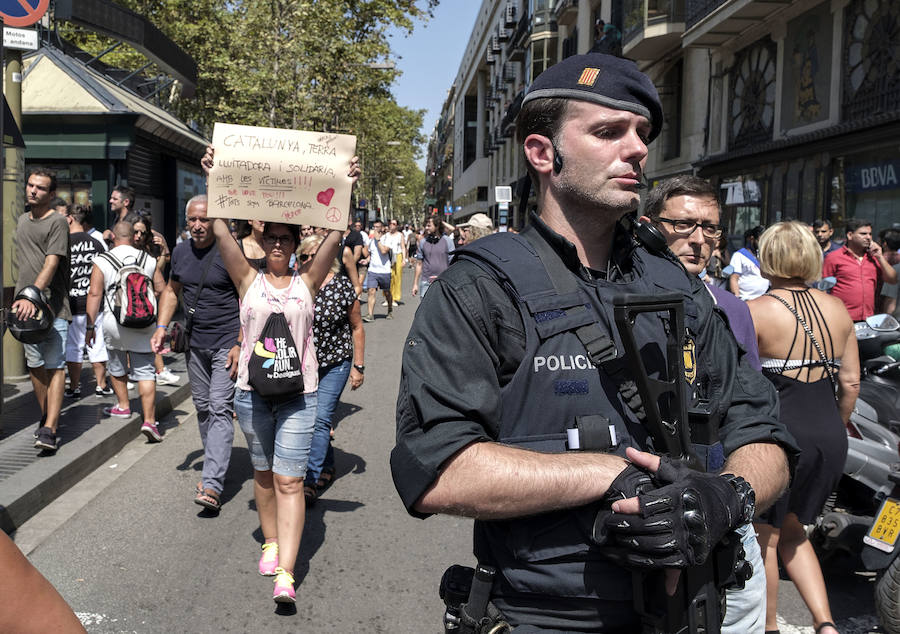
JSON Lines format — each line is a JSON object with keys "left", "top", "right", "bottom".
{"left": 764, "top": 292, "right": 837, "bottom": 394}
{"left": 187, "top": 244, "right": 218, "bottom": 317}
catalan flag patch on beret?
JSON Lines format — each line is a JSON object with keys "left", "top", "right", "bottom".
{"left": 577, "top": 67, "right": 601, "bottom": 86}
{"left": 521, "top": 53, "right": 663, "bottom": 142}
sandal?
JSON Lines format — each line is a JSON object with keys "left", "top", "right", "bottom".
{"left": 194, "top": 489, "right": 221, "bottom": 512}
{"left": 316, "top": 466, "right": 335, "bottom": 491}
{"left": 303, "top": 484, "right": 318, "bottom": 507}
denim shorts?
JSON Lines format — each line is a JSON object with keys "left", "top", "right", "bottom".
{"left": 234, "top": 388, "right": 317, "bottom": 478}
{"left": 23, "top": 318, "right": 68, "bottom": 370}
{"left": 106, "top": 349, "right": 155, "bottom": 381}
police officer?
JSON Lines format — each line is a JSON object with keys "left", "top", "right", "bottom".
{"left": 391, "top": 53, "right": 796, "bottom": 632}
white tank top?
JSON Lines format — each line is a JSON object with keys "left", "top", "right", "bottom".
{"left": 237, "top": 271, "right": 318, "bottom": 394}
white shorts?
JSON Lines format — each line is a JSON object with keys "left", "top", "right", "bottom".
{"left": 65, "top": 313, "right": 109, "bottom": 364}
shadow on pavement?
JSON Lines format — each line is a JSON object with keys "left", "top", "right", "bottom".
{"left": 176, "top": 444, "right": 254, "bottom": 512}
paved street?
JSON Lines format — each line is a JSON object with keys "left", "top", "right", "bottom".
{"left": 5, "top": 273, "right": 885, "bottom": 633}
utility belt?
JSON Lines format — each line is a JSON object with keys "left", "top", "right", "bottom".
{"left": 439, "top": 537, "right": 751, "bottom": 634}
{"left": 440, "top": 564, "right": 511, "bottom": 634}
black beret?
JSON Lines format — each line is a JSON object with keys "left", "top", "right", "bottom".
{"left": 523, "top": 53, "right": 663, "bottom": 142}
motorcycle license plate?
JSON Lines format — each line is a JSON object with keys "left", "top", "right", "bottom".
{"left": 865, "top": 498, "right": 900, "bottom": 553}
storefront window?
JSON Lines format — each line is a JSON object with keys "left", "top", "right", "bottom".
{"left": 840, "top": 150, "right": 900, "bottom": 230}
{"left": 721, "top": 175, "right": 766, "bottom": 243}
{"left": 175, "top": 161, "right": 206, "bottom": 237}
{"left": 30, "top": 163, "right": 93, "bottom": 207}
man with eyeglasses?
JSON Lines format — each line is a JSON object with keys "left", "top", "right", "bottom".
{"left": 151, "top": 196, "right": 241, "bottom": 511}
{"left": 639, "top": 175, "right": 762, "bottom": 370}
{"left": 642, "top": 175, "right": 764, "bottom": 632}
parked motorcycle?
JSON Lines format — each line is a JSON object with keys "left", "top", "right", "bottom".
{"left": 813, "top": 314, "right": 900, "bottom": 632}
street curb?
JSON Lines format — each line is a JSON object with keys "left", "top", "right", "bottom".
{"left": 0, "top": 382, "right": 192, "bottom": 534}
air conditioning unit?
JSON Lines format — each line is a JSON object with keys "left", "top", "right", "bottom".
{"left": 505, "top": 2, "right": 517, "bottom": 27}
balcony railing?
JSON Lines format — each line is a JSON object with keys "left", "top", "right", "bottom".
{"left": 623, "top": 0, "right": 686, "bottom": 45}
{"left": 685, "top": 0, "right": 726, "bottom": 30}
{"left": 555, "top": 0, "right": 578, "bottom": 25}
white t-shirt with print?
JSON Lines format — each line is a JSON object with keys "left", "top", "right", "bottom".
{"left": 382, "top": 231, "right": 404, "bottom": 257}
{"left": 729, "top": 249, "right": 769, "bottom": 300}
{"left": 367, "top": 236, "right": 392, "bottom": 275}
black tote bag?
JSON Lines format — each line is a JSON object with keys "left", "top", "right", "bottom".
{"left": 247, "top": 312, "right": 305, "bottom": 399}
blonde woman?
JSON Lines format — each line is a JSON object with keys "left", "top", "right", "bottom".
{"left": 748, "top": 222, "right": 859, "bottom": 634}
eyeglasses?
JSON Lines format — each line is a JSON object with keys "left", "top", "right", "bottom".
{"left": 298, "top": 253, "right": 314, "bottom": 262}
{"left": 654, "top": 217, "right": 724, "bottom": 239}
{"left": 263, "top": 234, "right": 293, "bottom": 246}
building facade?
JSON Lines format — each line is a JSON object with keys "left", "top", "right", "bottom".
{"left": 427, "top": 0, "right": 900, "bottom": 237}
{"left": 426, "top": 0, "right": 613, "bottom": 228}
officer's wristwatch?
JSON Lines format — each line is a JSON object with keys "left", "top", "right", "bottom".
{"left": 720, "top": 474, "right": 756, "bottom": 524}
{"left": 353, "top": 364, "right": 365, "bottom": 374}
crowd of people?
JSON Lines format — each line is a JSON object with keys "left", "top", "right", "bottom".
{"left": 6, "top": 53, "right": 895, "bottom": 629}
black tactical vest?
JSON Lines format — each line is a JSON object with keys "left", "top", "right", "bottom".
{"left": 454, "top": 225, "right": 706, "bottom": 607}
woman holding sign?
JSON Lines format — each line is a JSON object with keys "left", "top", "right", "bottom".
{"left": 204, "top": 147, "right": 359, "bottom": 604}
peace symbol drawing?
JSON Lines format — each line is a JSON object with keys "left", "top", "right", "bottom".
{"left": 325, "top": 207, "right": 342, "bottom": 223}
{"left": 0, "top": 0, "right": 50, "bottom": 27}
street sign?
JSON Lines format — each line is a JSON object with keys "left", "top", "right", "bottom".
{"left": 0, "top": 0, "right": 49, "bottom": 27}
{"left": 495, "top": 186, "right": 512, "bottom": 203}
{"left": 3, "top": 26, "right": 37, "bottom": 50}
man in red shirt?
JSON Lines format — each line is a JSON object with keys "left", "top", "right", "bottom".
{"left": 823, "top": 218, "right": 898, "bottom": 320}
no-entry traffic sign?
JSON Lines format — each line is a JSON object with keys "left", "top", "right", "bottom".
{"left": 0, "top": 0, "right": 49, "bottom": 28}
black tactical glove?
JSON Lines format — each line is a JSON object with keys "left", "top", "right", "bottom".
{"left": 592, "top": 463, "right": 654, "bottom": 546}
{"left": 599, "top": 458, "right": 747, "bottom": 568}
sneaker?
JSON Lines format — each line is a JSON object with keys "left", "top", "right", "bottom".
{"left": 386, "top": 312, "right": 394, "bottom": 320}
{"left": 155, "top": 368, "right": 180, "bottom": 385}
{"left": 141, "top": 421, "right": 162, "bottom": 442}
{"left": 103, "top": 405, "right": 132, "bottom": 418}
{"left": 95, "top": 385, "right": 114, "bottom": 397}
{"left": 64, "top": 386, "right": 81, "bottom": 398}
{"left": 259, "top": 542, "right": 279, "bottom": 576}
{"left": 362, "top": 315, "right": 374, "bottom": 323}
{"left": 33, "top": 414, "right": 47, "bottom": 438}
{"left": 34, "top": 427, "right": 58, "bottom": 451}
{"left": 381, "top": 300, "right": 389, "bottom": 307}
{"left": 272, "top": 568, "right": 296, "bottom": 603}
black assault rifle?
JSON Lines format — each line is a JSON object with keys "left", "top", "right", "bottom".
{"left": 611, "top": 293, "right": 752, "bottom": 634}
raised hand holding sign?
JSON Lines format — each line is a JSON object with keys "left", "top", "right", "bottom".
{"left": 207, "top": 123, "right": 357, "bottom": 230}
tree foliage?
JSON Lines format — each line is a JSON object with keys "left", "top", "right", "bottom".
{"left": 57, "top": 0, "right": 434, "bottom": 218}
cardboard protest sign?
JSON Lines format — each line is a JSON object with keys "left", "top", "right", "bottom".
{"left": 207, "top": 123, "right": 357, "bottom": 230}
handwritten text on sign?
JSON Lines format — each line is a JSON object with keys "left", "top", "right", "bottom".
{"left": 207, "top": 123, "right": 357, "bottom": 230}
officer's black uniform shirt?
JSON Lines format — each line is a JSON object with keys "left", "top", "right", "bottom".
{"left": 392, "top": 213, "right": 797, "bottom": 517}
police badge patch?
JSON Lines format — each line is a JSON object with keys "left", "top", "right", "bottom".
{"left": 682, "top": 336, "right": 696, "bottom": 384}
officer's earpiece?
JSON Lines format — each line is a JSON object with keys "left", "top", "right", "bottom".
{"left": 552, "top": 145, "right": 564, "bottom": 174}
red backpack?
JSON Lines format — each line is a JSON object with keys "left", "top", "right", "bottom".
{"left": 99, "top": 251, "right": 157, "bottom": 328}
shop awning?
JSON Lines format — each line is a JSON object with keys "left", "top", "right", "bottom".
{"left": 22, "top": 45, "right": 207, "bottom": 159}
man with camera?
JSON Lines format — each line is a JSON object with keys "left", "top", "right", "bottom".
{"left": 392, "top": 53, "right": 796, "bottom": 631}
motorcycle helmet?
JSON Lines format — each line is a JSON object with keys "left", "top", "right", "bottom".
{"left": 6, "top": 285, "right": 53, "bottom": 344}
{"left": 885, "top": 342, "right": 900, "bottom": 362}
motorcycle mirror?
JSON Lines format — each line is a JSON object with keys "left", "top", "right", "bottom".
{"left": 865, "top": 314, "right": 900, "bottom": 332}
